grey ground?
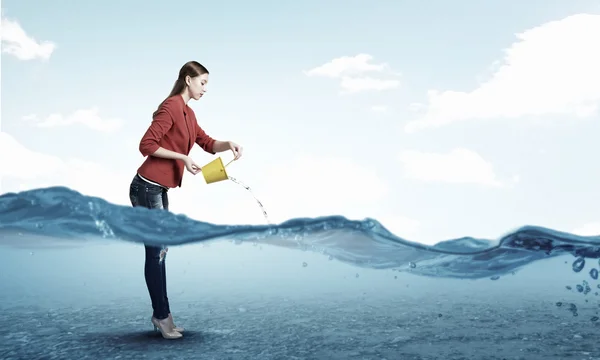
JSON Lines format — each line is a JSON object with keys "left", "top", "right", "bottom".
{"left": 1, "top": 294, "right": 599, "bottom": 360}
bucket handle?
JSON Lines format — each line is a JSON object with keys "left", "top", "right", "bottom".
{"left": 224, "top": 158, "right": 236, "bottom": 168}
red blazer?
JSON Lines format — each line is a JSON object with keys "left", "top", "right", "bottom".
{"left": 137, "top": 95, "right": 216, "bottom": 188}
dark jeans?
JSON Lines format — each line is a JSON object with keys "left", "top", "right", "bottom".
{"left": 129, "top": 174, "right": 171, "bottom": 320}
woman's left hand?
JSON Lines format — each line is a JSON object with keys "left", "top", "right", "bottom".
{"left": 228, "top": 141, "right": 243, "bottom": 160}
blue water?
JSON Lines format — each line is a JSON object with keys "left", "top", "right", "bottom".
{"left": 2, "top": 186, "right": 600, "bottom": 278}
{"left": 1, "top": 186, "right": 600, "bottom": 359}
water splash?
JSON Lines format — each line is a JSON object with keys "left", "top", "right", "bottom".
{"left": 2, "top": 186, "right": 600, "bottom": 282}
{"left": 228, "top": 176, "right": 270, "bottom": 224}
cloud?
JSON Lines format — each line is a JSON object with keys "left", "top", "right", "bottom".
{"left": 259, "top": 155, "right": 387, "bottom": 219}
{"left": 398, "top": 148, "right": 512, "bottom": 187}
{"left": 408, "top": 103, "right": 424, "bottom": 112}
{"left": 371, "top": 105, "right": 388, "bottom": 113}
{"left": 340, "top": 77, "right": 399, "bottom": 94}
{"left": 0, "top": 132, "right": 63, "bottom": 180}
{"left": 22, "top": 107, "right": 123, "bottom": 132}
{"left": 304, "top": 54, "right": 400, "bottom": 94}
{"left": 304, "top": 54, "right": 388, "bottom": 78}
{"left": 572, "top": 222, "right": 600, "bottom": 236}
{"left": 0, "top": 132, "right": 129, "bottom": 205}
{"left": 1, "top": 14, "right": 56, "bottom": 60}
{"left": 250, "top": 155, "right": 423, "bottom": 238}
{"left": 405, "top": 13, "right": 600, "bottom": 133}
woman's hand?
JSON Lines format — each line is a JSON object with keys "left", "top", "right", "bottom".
{"left": 228, "top": 141, "right": 243, "bottom": 160}
{"left": 183, "top": 156, "right": 201, "bottom": 175}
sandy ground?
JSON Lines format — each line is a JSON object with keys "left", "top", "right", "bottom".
{"left": 1, "top": 294, "right": 599, "bottom": 360}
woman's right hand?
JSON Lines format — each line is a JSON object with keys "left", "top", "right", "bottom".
{"left": 183, "top": 156, "right": 201, "bottom": 175}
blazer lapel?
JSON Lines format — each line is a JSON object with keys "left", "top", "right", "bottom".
{"left": 183, "top": 109, "right": 194, "bottom": 152}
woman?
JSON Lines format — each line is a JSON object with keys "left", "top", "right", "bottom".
{"left": 129, "top": 61, "right": 243, "bottom": 339}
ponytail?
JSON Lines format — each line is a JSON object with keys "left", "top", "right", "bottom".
{"left": 153, "top": 78, "right": 186, "bottom": 117}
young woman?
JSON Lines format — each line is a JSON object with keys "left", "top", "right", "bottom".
{"left": 129, "top": 61, "right": 243, "bottom": 339}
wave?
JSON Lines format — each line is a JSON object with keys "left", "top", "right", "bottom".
{"left": 1, "top": 186, "right": 599, "bottom": 279}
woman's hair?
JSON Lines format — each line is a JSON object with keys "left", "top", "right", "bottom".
{"left": 154, "top": 61, "right": 209, "bottom": 116}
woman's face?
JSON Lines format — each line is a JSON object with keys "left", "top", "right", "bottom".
{"left": 186, "top": 73, "right": 209, "bottom": 100}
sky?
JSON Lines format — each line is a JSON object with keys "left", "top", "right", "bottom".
{"left": 2, "top": 0, "right": 600, "bottom": 245}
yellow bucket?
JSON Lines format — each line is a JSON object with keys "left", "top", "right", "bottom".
{"left": 201, "top": 157, "right": 234, "bottom": 184}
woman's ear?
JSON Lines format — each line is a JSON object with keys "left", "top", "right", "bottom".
{"left": 185, "top": 75, "right": 191, "bottom": 86}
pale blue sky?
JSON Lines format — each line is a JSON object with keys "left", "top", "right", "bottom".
{"left": 2, "top": 0, "right": 600, "bottom": 244}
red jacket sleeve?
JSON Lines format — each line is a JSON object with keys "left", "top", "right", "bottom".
{"left": 139, "top": 105, "right": 174, "bottom": 157}
{"left": 195, "top": 121, "right": 216, "bottom": 154}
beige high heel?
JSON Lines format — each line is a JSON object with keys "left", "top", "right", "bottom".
{"left": 168, "top": 313, "right": 184, "bottom": 333}
{"left": 151, "top": 316, "right": 182, "bottom": 339}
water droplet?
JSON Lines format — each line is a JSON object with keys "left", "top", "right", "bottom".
{"left": 490, "top": 275, "right": 500, "bottom": 281}
{"left": 576, "top": 284, "right": 584, "bottom": 293}
{"left": 590, "top": 268, "right": 598, "bottom": 280}
{"left": 566, "top": 285, "right": 572, "bottom": 290}
{"left": 583, "top": 280, "right": 592, "bottom": 295}
{"left": 302, "top": 262, "right": 307, "bottom": 267}
{"left": 572, "top": 257, "right": 585, "bottom": 273}
{"left": 556, "top": 302, "right": 563, "bottom": 307}
{"left": 328, "top": 255, "right": 333, "bottom": 261}
{"left": 409, "top": 262, "right": 416, "bottom": 268}
{"left": 355, "top": 273, "right": 359, "bottom": 278}
{"left": 591, "top": 316, "right": 599, "bottom": 322}
{"left": 394, "top": 276, "right": 397, "bottom": 280}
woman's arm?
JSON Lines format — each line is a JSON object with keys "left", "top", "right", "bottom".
{"left": 139, "top": 101, "right": 190, "bottom": 161}
{"left": 195, "top": 122, "right": 242, "bottom": 159}
{"left": 212, "top": 140, "right": 242, "bottom": 160}
{"left": 195, "top": 122, "right": 216, "bottom": 154}
{"left": 139, "top": 106, "right": 178, "bottom": 158}
{"left": 212, "top": 140, "right": 232, "bottom": 153}
{"left": 150, "top": 147, "right": 188, "bottom": 160}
